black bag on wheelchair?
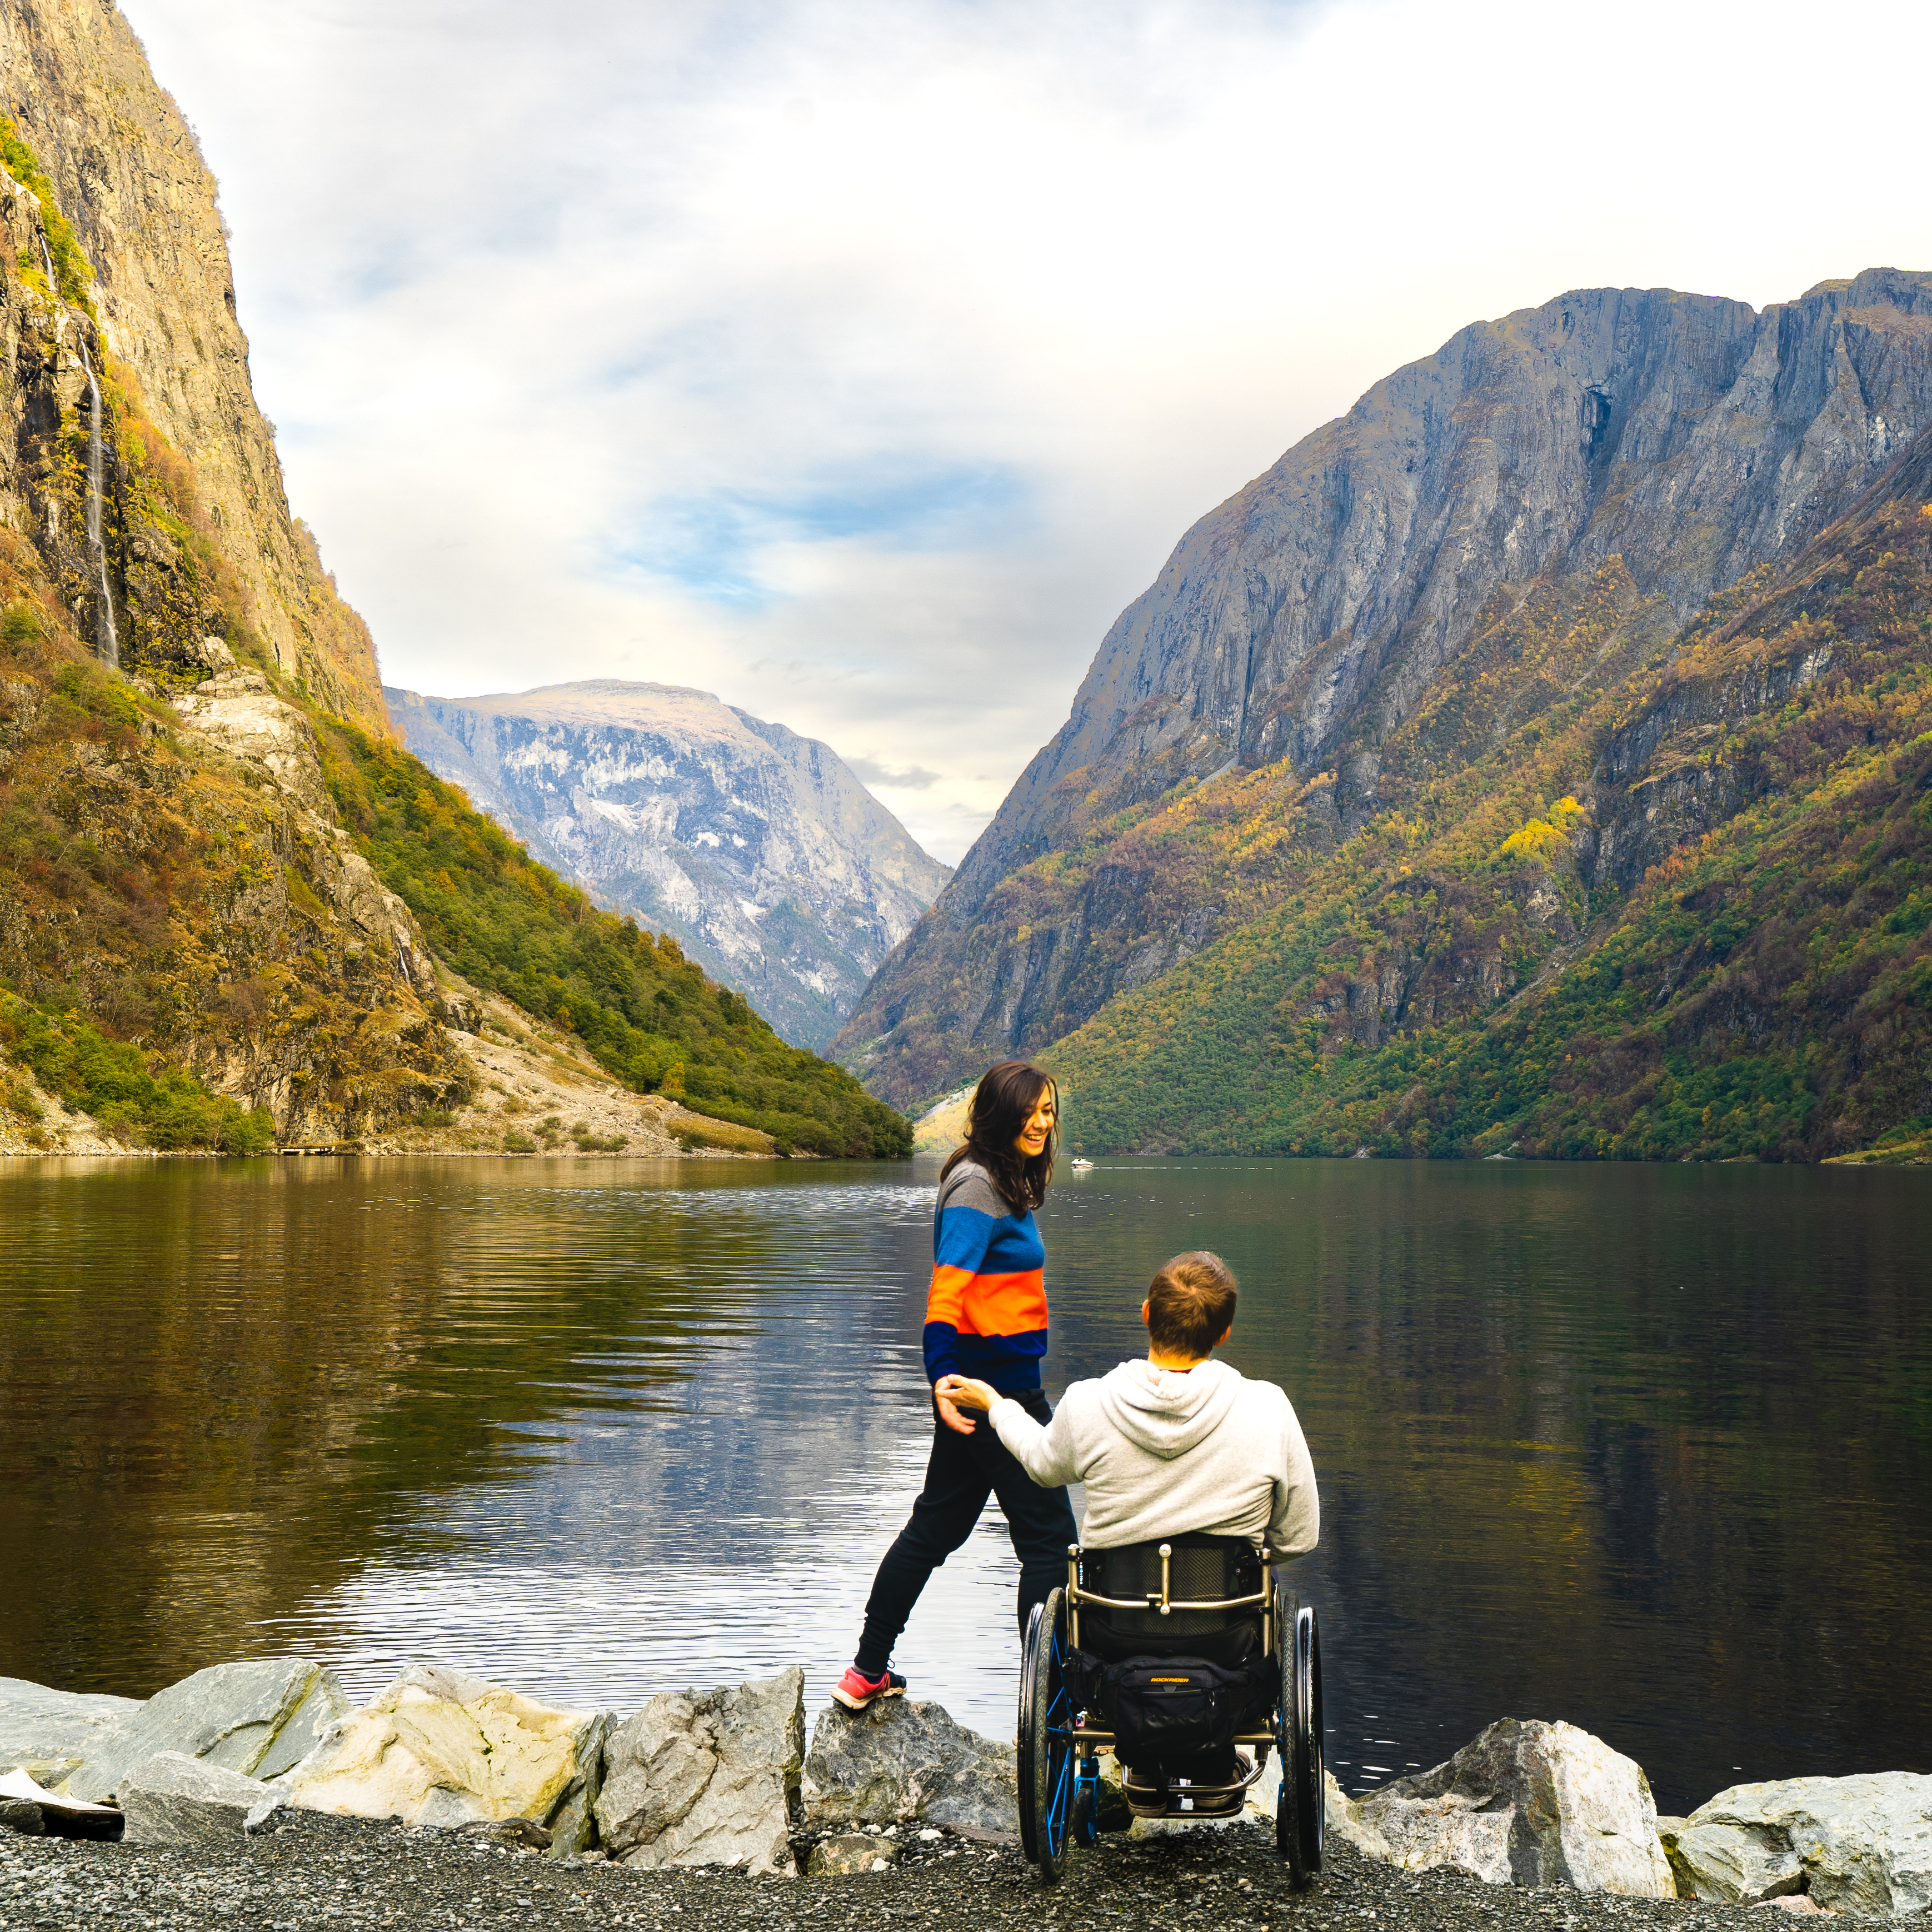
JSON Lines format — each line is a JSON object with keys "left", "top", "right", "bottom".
{"left": 1075, "top": 1651, "right": 1274, "bottom": 1759}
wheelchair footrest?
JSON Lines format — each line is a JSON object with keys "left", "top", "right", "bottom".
{"left": 1121, "top": 1750, "right": 1261, "bottom": 1818}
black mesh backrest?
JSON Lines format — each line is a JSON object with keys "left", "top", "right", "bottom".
{"left": 1076, "top": 1533, "right": 1264, "bottom": 1661}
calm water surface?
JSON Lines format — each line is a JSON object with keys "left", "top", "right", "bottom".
{"left": 1, "top": 1155, "right": 1926, "bottom": 1814}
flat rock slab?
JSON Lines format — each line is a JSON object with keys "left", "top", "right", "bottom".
{"left": 0, "top": 1678, "right": 141, "bottom": 1785}
{"left": 595, "top": 1668, "right": 803, "bottom": 1876}
{"left": 1351, "top": 1718, "right": 1675, "bottom": 1896}
{"left": 804, "top": 1697, "right": 1017, "bottom": 1841}
{"left": 64, "top": 1658, "right": 348, "bottom": 1803}
{"left": 1662, "top": 1773, "right": 1932, "bottom": 1915}
{"left": 120, "top": 1751, "right": 275, "bottom": 1849}
{"left": 808, "top": 1831, "right": 900, "bottom": 1875}
{"left": 283, "top": 1664, "right": 607, "bottom": 1854}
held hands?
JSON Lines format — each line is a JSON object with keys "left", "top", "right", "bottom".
{"left": 934, "top": 1374, "right": 1000, "bottom": 1434}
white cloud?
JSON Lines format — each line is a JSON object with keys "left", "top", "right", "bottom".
{"left": 121, "top": 0, "right": 1932, "bottom": 862}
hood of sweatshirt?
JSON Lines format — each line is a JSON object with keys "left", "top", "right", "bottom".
{"left": 1094, "top": 1357, "right": 1244, "bottom": 1460}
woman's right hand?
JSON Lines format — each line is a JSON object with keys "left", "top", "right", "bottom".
{"left": 935, "top": 1374, "right": 999, "bottom": 1422}
{"left": 933, "top": 1387, "right": 976, "bottom": 1435}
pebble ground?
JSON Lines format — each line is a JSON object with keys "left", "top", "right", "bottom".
{"left": 0, "top": 1815, "right": 1888, "bottom": 1932}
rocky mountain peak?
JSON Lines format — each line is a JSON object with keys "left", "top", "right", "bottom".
{"left": 945, "top": 268, "right": 1932, "bottom": 917}
{"left": 838, "top": 268, "right": 1932, "bottom": 1109}
{"left": 388, "top": 680, "right": 950, "bottom": 1052}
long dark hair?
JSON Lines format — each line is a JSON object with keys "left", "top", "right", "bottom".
{"left": 941, "top": 1060, "right": 1058, "bottom": 1211}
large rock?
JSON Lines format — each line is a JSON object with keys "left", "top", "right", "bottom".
{"left": 1660, "top": 1774, "right": 1932, "bottom": 1916}
{"left": 64, "top": 1659, "right": 349, "bottom": 1803}
{"left": 1349, "top": 1719, "right": 1675, "bottom": 1896}
{"left": 282, "top": 1665, "right": 607, "bottom": 1855}
{"left": 0, "top": 1678, "right": 142, "bottom": 1786}
{"left": 119, "top": 1751, "right": 274, "bottom": 1849}
{"left": 595, "top": 1669, "right": 804, "bottom": 1876}
{"left": 804, "top": 1698, "right": 1017, "bottom": 1841}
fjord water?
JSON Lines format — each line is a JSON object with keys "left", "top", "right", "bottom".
{"left": 1, "top": 1157, "right": 1925, "bottom": 1814}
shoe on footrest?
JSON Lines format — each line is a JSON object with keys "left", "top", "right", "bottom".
{"left": 833, "top": 1665, "right": 907, "bottom": 1710}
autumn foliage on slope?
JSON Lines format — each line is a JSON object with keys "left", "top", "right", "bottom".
{"left": 318, "top": 721, "right": 913, "bottom": 1159}
{"left": 1045, "top": 436, "right": 1932, "bottom": 1161}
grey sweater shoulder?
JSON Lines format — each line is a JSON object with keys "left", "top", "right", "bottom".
{"left": 937, "top": 1158, "right": 1011, "bottom": 1218}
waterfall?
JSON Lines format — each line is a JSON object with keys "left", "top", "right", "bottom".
{"left": 36, "top": 229, "right": 58, "bottom": 327}
{"left": 36, "top": 225, "right": 118, "bottom": 667}
{"left": 77, "top": 336, "right": 119, "bottom": 670}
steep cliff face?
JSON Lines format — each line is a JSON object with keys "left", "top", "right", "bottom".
{"left": 0, "top": 0, "right": 384, "bottom": 727}
{"left": 387, "top": 681, "right": 950, "bottom": 1052}
{"left": 0, "top": 4, "right": 483, "bottom": 1143}
{"left": 1044, "top": 427, "right": 1932, "bottom": 1161}
{"left": 841, "top": 271, "right": 1932, "bottom": 1108}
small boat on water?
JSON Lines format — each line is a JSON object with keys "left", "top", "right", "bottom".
{"left": 1070, "top": 1156, "right": 1095, "bottom": 1170}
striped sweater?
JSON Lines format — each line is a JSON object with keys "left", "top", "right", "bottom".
{"left": 923, "top": 1159, "right": 1049, "bottom": 1394}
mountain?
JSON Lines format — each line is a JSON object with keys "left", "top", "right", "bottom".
{"left": 1046, "top": 428, "right": 1932, "bottom": 1160}
{"left": 838, "top": 271, "right": 1932, "bottom": 1134}
{"left": 0, "top": 2, "right": 908, "bottom": 1154}
{"left": 386, "top": 680, "right": 950, "bottom": 1053}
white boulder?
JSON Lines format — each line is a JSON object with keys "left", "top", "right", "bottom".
{"left": 1350, "top": 1718, "right": 1675, "bottom": 1895}
{"left": 1661, "top": 1774, "right": 1932, "bottom": 1916}
{"left": 595, "top": 1669, "right": 804, "bottom": 1875}
{"left": 282, "top": 1664, "right": 607, "bottom": 1854}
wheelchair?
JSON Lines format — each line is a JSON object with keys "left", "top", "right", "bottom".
{"left": 1017, "top": 1534, "right": 1324, "bottom": 1885}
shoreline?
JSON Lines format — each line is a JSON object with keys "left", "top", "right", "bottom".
{"left": 0, "top": 1811, "right": 1903, "bottom": 1932}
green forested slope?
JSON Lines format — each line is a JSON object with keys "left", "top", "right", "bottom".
{"left": 1046, "top": 438, "right": 1932, "bottom": 1161}
{"left": 318, "top": 722, "right": 912, "bottom": 1158}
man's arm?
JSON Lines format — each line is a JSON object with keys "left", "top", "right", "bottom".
{"left": 1267, "top": 1397, "right": 1320, "bottom": 1556}
{"left": 987, "top": 1390, "right": 1084, "bottom": 1489}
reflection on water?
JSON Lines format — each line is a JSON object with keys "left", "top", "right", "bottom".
{"left": 1, "top": 1155, "right": 1926, "bottom": 1814}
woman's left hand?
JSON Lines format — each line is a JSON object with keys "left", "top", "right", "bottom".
{"left": 935, "top": 1374, "right": 1000, "bottom": 1414}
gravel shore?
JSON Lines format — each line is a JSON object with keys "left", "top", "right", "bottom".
{"left": 0, "top": 1814, "right": 1886, "bottom": 1932}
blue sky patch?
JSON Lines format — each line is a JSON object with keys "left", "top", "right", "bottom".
{"left": 615, "top": 462, "right": 1031, "bottom": 605}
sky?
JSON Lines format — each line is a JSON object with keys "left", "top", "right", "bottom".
{"left": 119, "top": 0, "right": 1932, "bottom": 865}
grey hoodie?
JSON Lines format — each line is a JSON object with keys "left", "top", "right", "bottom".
{"left": 989, "top": 1357, "right": 1318, "bottom": 1553}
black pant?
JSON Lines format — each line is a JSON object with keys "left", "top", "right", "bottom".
{"left": 855, "top": 1390, "right": 1079, "bottom": 1675}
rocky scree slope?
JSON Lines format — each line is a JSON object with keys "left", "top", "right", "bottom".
{"left": 839, "top": 270, "right": 1932, "bottom": 1110}
{"left": 388, "top": 680, "right": 950, "bottom": 1054}
{"left": 1044, "top": 424, "right": 1932, "bottom": 1160}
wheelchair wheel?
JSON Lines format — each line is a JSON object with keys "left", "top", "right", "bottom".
{"left": 1274, "top": 1582, "right": 1325, "bottom": 1887}
{"left": 1017, "top": 1587, "right": 1075, "bottom": 1881}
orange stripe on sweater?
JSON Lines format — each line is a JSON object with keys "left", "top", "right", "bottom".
{"left": 926, "top": 1265, "right": 1046, "bottom": 1337}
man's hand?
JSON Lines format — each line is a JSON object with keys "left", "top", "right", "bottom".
{"left": 933, "top": 1387, "right": 976, "bottom": 1435}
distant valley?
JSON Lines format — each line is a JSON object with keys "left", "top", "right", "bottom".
{"left": 386, "top": 681, "right": 950, "bottom": 1053}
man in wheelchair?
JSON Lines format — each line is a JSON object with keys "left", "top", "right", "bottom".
{"left": 937, "top": 1251, "right": 1324, "bottom": 1879}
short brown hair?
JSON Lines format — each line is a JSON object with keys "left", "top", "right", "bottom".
{"left": 1145, "top": 1251, "right": 1237, "bottom": 1359}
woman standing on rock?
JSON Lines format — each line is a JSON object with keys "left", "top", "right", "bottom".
{"left": 834, "top": 1060, "right": 1077, "bottom": 1709}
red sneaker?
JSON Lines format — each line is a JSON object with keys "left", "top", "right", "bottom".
{"left": 833, "top": 1665, "right": 907, "bottom": 1710}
